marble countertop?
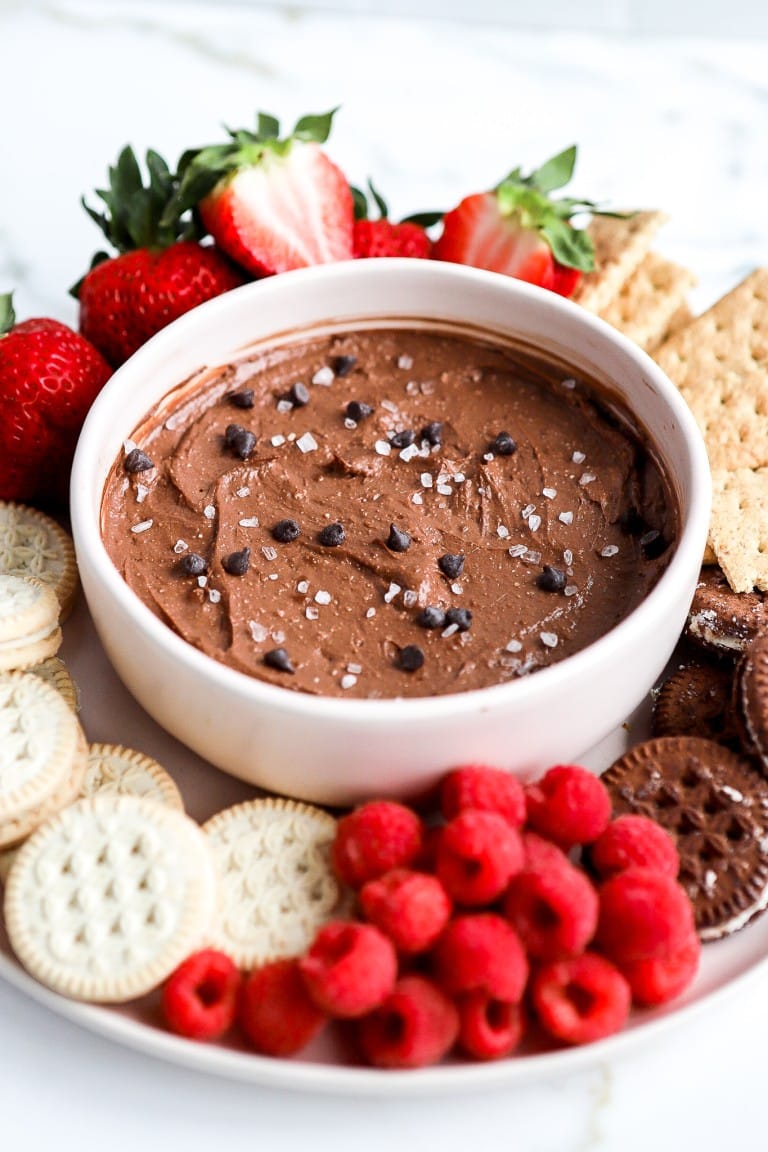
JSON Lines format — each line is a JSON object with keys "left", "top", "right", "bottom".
{"left": 3, "top": 3, "right": 768, "bottom": 1149}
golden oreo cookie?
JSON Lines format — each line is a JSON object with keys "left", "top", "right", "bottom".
{"left": 0, "top": 670, "right": 80, "bottom": 822}
{"left": 0, "top": 502, "right": 78, "bottom": 620}
{"left": 27, "top": 657, "right": 80, "bottom": 712}
{"left": 0, "top": 575, "right": 62, "bottom": 671}
{"left": 82, "top": 743, "right": 183, "bottom": 810}
{"left": 602, "top": 736, "right": 768, "bottom": 941}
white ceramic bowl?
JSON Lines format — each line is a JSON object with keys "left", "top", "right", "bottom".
{"left": 70, "top": 260, "right": 710, "bottom": 805}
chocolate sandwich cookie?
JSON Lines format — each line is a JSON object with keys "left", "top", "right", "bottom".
{"left": 602, "top": 736, "right": 768, "bottom": 941}
{"left": 686, "top": 564, "right": 768, "bottom": 655}
{"left": 652, "top": 658, "right": 740, "bottom": 748}
{"left": 732, "top": 633, "right": 768, "bottom": 774}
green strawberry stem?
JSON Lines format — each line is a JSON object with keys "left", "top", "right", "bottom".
{"left": 0, "top": 292, "right": 15, "bottom": 335}
{"left": 350, "top": 178, "right": 443, "bottom": 228}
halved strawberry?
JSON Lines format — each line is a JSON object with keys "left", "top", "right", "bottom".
{"left": 172, "top": 110, "right": 354, "bottom": 277}
{"left": 434, "top": 146, "right": 613, "bottom": 298}
{"left": 350, "top": 179, "right": 441, "bottom": 259}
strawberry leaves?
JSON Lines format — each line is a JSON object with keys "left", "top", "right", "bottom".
{"left": 0, "top": 293, "right": 15, "bottom": 336}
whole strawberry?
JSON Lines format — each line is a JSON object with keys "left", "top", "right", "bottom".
{"left": 171, "top": 109, "right": 354, "bottom": 277}
{"left": 350, "top": 180, "right": 440, "bottom": 259}
{"left": 0, "top": 293, "right": 112, "bottom": 507}
{"left": 76, "top": 146, "right": 245, "bottom": 367}
{"left": 434, "top": 145, "right": 618, "bottom": 297}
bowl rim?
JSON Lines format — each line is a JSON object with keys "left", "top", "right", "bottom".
{"left": 71, "top": 259, "right": 711, "bottom": 724}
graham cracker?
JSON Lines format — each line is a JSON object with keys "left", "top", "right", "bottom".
{"left": 709, "top": 468, "right": 768, "bottom": 593}
{"left": 572, "top": 210, "right": 668, "bottom": 314}
{"left": 599, "top": 252, "right": 696, "bottom": 351}
{"left": 654, "top": 269, "right": 768, "bottom": 471}
{"left": 663, "top": 301, "right": 694, "bottom": 343}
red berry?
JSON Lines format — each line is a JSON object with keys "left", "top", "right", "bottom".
{"left": 456, "top": 990, "right": 526, "bottom": 1060}
{"left": 436, "top": 809, "right": 524, "bottom": 905}
{"left": 590, "top": 814, "right": 680, "bottom": 879}
{"left": 162, "top": 949, "right": 241, "bottom": 1041}
{"left": 353, "top": 218, "right": 432, "bottom": 259}
{"left": 525, "top": 765, "right": 611, "bottom": 848}
{"left": 531, "top": 953, "right": 631, "bottom": 1045}
{"left": 357, "top": 975, "right": 459, "bottom": 1069}
{"left": 440, "top": 765, "right": 526, "bottom": 827}
{"left": 239, "top": 958, "right": 327, "bottom": 1056}
{"left": 504, "top": 860, "right": 599, "bottom": 961}
{"left": 299, "top": 920, "right": 397, "bottom": 1018}
{"left": 360, "top": 869, "right": 451, "bottom": 954}
{"left": 332, "top": 800, "right": 423, "bottom": 888}
{"left": 522, "top": 830, "right": 572, "bottom": 872}
{"left": 431, "top": 913, "right": 529, "bottom": 1002}
{"left": 412, "top": 822, "right": 443, "bottom": 872}
{"left": 596, "top": 867, "right": 695, "bottom": 964}
{"left": 620, "top": 931, "right": 701, "bottom": 1006}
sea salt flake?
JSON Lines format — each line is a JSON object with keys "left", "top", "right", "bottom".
{"left": 397, "top": 354, "right": 414, "bottom": 370}
{"left": 563, "top": 549, "right": 573, "bottom": 565}
{"left": 315, "top": 590, "right": 332, "bottom": 605}
{"left": 203, "top": 505, "right": 216, "bottom": 519}
{"left": 268, "top": 572, "right": 279, "bottom": 581}
{"left": 287, "top": 432, "right": 296, "bottom": 441}
{"left": 271, "top": 630, "right": 286, "bottom": 644}
{"left": 437, "top": 483, "right": 452, "bottom": 496}
{"left": 270, "top": 434, "right": 286, "bottom": 447}
{"left": 562, "top": 378, "right": 577, "bottom": 390}
{"left": 572, "top": 450, "right": 586, "bottom": 464}
{"left": 411, "top": 492, "right": 424, "bottom": 505}
{"left": 559, "top": 511, "right": 574, "bottom": 525}
{"left": 130, "top": 519, "right": 153, "bottom": 534}
{"left": 305, "top": 606, "right": 320, "bottom": 620}
{"left": 406, "top": 380, "right": 419, "bottom": 395}
{"left": 528, "top": 514, "right": 542, "bottom": 532}
{"left": 721, "top": 785, "right": 744, "bottom": 802}
{"left": 453, "top": 472, "right": 465, "bottom": 484}
{"left": 366, "top": 607, "right": 376, "bottom": 618}
{"left": 451, "top": 582, "right": 463, "bottom": 595}
{"left": 400, "top": 444, "right": 419, "bottom": 463}
{"left": 505, "top": 639, "right": 522, "bottom": 653}
{"left": 344, "top": 418, "right": 357, "bottom": 430}
{"left": 248, "top": 621, "right": 269, "bottom": 642}
{"left": 236, "top": 487, "right": 250, "bottom": 498}
{"left": 173, "top": 539, "right": 188, "bottom": 554}
{"left": 276, "top": 399, "right": 293, "bottom": 413}
{"left": 564, "top": 585, "right": 579, "bottom": 597}
{"left": 208, "top": 588, "right": 221, "bottom": 604}
{"left": 403, "top": 590, "right": 418, "bottom": 608}
{"left": 442, "top": 623, "right": 460, "bottom": 638}
{"left": 340, "top": 674, "right": 358, "bottom": 690}
{"left": 123, "top": 438, "right": 137, "bottom": 453}
{"left": 297, "top": 580, "right": 310, "bottom": 594}
{"left": 135, "top": 484, "right": 149, "bottom": 504}
{"left": 384, "top": 582, "right": 401, "bottom": 604}
{"left": 601, "top": 544, "right": 619, "bottom": 557}
{"left": 197, "top": 575, "right": 208, "bottom": 588}
{"left": 296, "top": 432, "right": 318, "bottom": 454}
{"left": 420, "top": 380, "right": 434, "bottom": 396}
{"left": 497, "top": 525, "right": 510, "bottom": 539}
{"left": 521, "top": 504, "right": 536, "bottom": 520}
{"left": 347, "top": 663, "right": 363, "bottom": 675}
{"left": 483, "top": 453, "right": 494, "bottom": 463}
{"left": 540, "top": 632, "right": 558, "bottom": 648}
{"left": 381, "top": 399, "right": 398, "bottom": 414}
{"left": 579, "top": 472, "right": 596, "bottom": 486}
{"left": 239, "top": 517, "right": 260, "bottom": 528}
{"left": 312, "top": 366, "right": 334, "bottom": 386}
{"left": 261, "top": 546, "right": 278, "bottom": 561}
{"left": 508, "top": 544, "right": 527, "bottom": 558}
{"left": 420, "top": 472, "right": 433, "bottom": 489}
{"left": 374, "top": 440, "right": 392, "bottom": 456}
{"left": 522, "top": 550, "right": 541, "bottom": 565}
{"left": 542, "top": 487, "right": 557, "bottom": 500}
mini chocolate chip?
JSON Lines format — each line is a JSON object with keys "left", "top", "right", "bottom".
{"left": 224, "top": 423, "right": 257, "bottom": 459}
{"left": 490, "top": 432, "right": 517, "bottom": 456}
{"left": 398, "top": 644, "right": 425, "bottom": 672}
{"left": 287, "top": 381, "right": 310, "bottom": 407}
{"left": 416, "top": 606, "right": 446, "bottom": 630}
{"left": 333, "top": 355, "right": 357, "bottom": 377}
{"left": 264, "top": 647, "right": 295, "bottom": 674}
{"left": 420, "top": 421, "right": 443, "bottom": 447}
{"left": 272, "top": 518, "right": 301, "bottom": 543}
{"left": 178, "top": 552, "right": 207, "bottom": 576}
{"left": 438, "top": 553, "right": 465, "bottom": 580}
{"left": 318, "top": 522, "right": 346, "bottom": 547}
{"left": 222, "top": 546, "right": 251, "bottom": 576}
{"left": 537, "top": 565, "right": 567, "bottom": 593}
{"left": 346, "top": 400, "right": 374, "bottom": 422}
{"left": 124, "top": 448, "right": 154, "bottom": 474}
{"left": 387, "top": 524, "right": 411, "bottom": 553}
{"left": 391, "top": 428, "right": 416, "bottom": 449}
{"left": 446, "top": 606, "right": 473, "bottom": 631}
{"left": 229, "top": 389, "right": 255, "bottom": 409}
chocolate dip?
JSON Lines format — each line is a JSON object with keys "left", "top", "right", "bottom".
{"left": 101, "top": 326, "right": 678, "bottom": 699}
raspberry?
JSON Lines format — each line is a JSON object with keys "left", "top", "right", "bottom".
{"left": 357, "top": 975, "right": 459, "bottom": 1069}
{"left": 531, "top": 953, "right": 631, "bottom": 1045}
{"left": 595, "top": 867, "right": 695, "bottom": 964}
{"left": 522, "top": 830, "right": 572, "bottom": 872}
{"left": 590, "top": 814, "right": 680, "bottom": 879}
{"left": 456, "top": 990, "right": 525, "bottom": 1060}
{"left": 441, "top": 764, "right": 526, "bottom": 827}
{"left": 431, "top": 913, "right": 529, "bottom": 1002}
{"left": 620, "top": 931, "right": 701, "bottom": 1006}
{"left": 239, "top": 958, "right": 326, "bottom": 1056}
{"left": 525, "top": 765, "right": 611, "bottom": 848}
{"left": 299, "top": 920, "right": 397, "bottom": 1018}
{"left": 436, "top": 809, "right": 524, "bottom": 905}
{"left": 162, "top": 949, "right": 241, "bottom": 1041}
{"left": 332, "top": 801, "right": 423, "bottom": 887}
{"left": 360, "top": 869, "right": 452, "bottom": 954}
{"left": 504, "top": 860, "right": 599, "bottom": 961}
{"left": 412, "top": 822, "right": 443, "bottom": 872}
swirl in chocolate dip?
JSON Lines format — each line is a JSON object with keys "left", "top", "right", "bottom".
{"left": 101, "top": 326, "right": 678, "bottom": 698}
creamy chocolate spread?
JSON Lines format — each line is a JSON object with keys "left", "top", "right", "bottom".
{"left": 101, "top": 326, "right": 678, "bottom": 698}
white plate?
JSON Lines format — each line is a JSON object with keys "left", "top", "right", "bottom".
{"left": 2, "top": 596, "right": 766, "bottom": 1096}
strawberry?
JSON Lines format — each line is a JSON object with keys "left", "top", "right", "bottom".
{"left": 0, "top": 293, "right": 112, "bottom": 507}
{"left": 76, "top": 146, "right": 245, "bottom": 367}
{"left": 350, "top": 180, "right": 440, "bottom": 259}
{"left": 433, "top": 145, "right": 614, "bottom": 297}
{"left": 171, "top": 110, "right": 354, "bottom": 278}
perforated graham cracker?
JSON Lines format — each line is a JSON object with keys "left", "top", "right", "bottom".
{"left": 600, "top": 252, "right": 695, "bottom": 351}
{"left": 571, "top": 210, "right": 668, "bottom": 314}
{"left": 654, "top": 269, "right": 768, "bottom": 471}
{"left": 709, "top": 468, "right": 768, "bottom": 593}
